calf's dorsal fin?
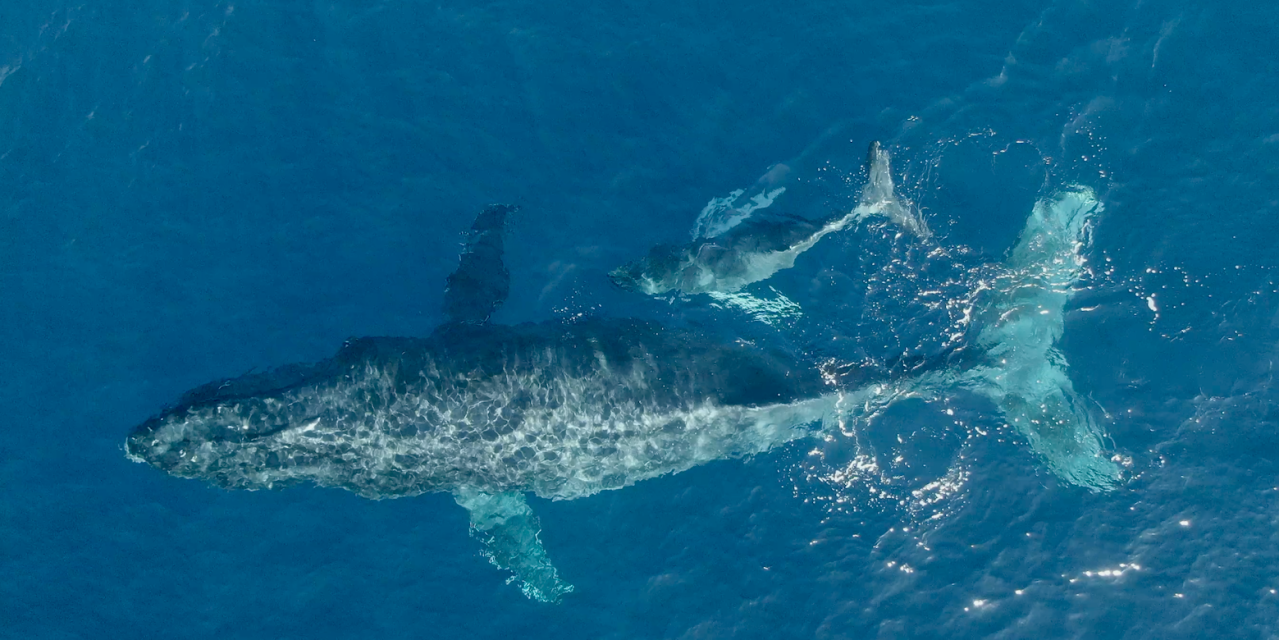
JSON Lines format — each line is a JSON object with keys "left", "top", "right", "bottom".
{"left": 443, "top": 204, "right": 514, "bottom": 324}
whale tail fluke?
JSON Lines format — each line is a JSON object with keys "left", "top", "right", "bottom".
{"left": 964, "top": 186, "right": 1119, "bottom": 490}
{"left": 854, "top": 142, "right": 931, "bottom": 239}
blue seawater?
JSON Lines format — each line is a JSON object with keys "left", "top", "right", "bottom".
{"left": 2, "top": 0, "right": 1278, "bottom": 637}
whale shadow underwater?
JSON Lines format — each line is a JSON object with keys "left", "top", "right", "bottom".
{"left": 127, "top": 162, "right": 1119, "bottom": 602}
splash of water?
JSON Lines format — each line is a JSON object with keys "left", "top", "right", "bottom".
{"left": 706, "top": 286, "right": 804, "bottom": 326}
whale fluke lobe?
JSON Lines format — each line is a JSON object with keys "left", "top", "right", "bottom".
{"left": 454, "top": 488, "right": 574, "bottom": 603}
{"left": 444, "top": 204, "right": 514, "bottom": 324}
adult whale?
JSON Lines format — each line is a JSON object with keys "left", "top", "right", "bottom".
{"left": 126, "top": 188, "right": 1119, "bottom": 602}
{"left": 126, "top": 204, "right": 943, "bottom": 601}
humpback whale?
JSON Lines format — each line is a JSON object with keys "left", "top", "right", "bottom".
{"left": 609, "top": 142, "right": 929, "bottom": 297}
{"left": 126, "top": 184, "right": 1118, "bottom": 603}
{"left": 126, "top": 203, "right": 942, "bottom": 602}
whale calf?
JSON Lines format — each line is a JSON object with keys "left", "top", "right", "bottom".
{"left": 609, "top": 141, "right": 929, "bottom": 297}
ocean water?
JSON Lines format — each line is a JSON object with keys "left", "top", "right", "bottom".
{"left": 3, "top": 0, "right": 1278, "bottom": 637}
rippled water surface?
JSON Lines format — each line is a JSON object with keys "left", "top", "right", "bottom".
{"left": 3, "top": 0, "right": 1278, "bottom": 637}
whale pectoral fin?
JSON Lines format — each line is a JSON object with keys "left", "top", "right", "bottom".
{"left": 453, "top": 488, "right": 574, "bottom": 603}
{"left": 443, "top": 204, "right": 514, "bottom": 325}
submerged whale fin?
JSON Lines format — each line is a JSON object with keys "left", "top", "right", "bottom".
{"left": 443, "top": 204, "right": 514, "bottom": 325}
{"left": 691, "top": 186, "right": 788, "bottom": 240}
{"left": 454, "top": 488, "right": 574, "bottom": 603}
{"left": 965, "top": 186, "right": 1119, "bottom": 490}
{"left": 706, "top": 286, "right": 804, "bottom": 326}
{"left": 854, "top": 142, "right": 930, "bottom": 239}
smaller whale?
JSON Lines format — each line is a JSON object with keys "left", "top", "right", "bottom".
{"left": 609, "top": 141, "right": 928, "bottom": 297}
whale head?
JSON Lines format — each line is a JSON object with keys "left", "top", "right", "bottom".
{"left": 125, "top": 360, "right": 356, "bottom": 490}
{"left": 608, "top": 245, "right": 685, "bottom": 295}
{"left": 608, "top": 262, "right": 664, "bottom": 295}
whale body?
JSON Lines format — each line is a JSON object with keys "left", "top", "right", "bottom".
{"left": 126, "top": 182, "right": 1120, "bottom": 603}
{"left": 126, "top": 204, "right": 926, "bottom": 602}
{"left": 127, "top": 319, "right": 845, "bottom": 501}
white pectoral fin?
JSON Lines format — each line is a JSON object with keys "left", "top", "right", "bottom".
{"left": 454, "top": 488, "right": 574, "bottom": 603}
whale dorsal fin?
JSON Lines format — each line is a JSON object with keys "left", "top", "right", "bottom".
{"left": 443, "top": 204, "right": 514, "bottom": 324}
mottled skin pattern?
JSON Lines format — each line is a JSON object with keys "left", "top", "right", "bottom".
{"left": 126, "top": 318, "right": 843, "bottom": 501}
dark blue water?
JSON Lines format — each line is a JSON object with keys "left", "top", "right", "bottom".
{"left": 3, "top": 0, "right": 1278, "bottom": 637}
